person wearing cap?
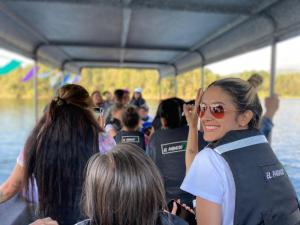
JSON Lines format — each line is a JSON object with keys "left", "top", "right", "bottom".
{"left": 130, "top": 87, "right": 146, "bottom": 107}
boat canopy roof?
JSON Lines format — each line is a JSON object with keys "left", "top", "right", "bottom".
{"left": 1, "top": 0, "right": 300, "bottom": 77}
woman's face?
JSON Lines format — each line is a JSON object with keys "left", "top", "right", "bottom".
{"left": 200, "top": 86, "right": 243, "bottom": 142}
{"left": 134, "top": 92, "right": 141, "bottom": 99}
{"left": 92, "top": 93, "right": 102, "bottom": 105}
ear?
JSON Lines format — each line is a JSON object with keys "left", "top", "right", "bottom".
{"left": 238, "top": 110, "right": 253, "bottom": 127}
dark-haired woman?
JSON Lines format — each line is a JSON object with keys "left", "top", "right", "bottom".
{"left": 30, "top": 144, "right": 188, "bottom": 225}
{"left": 115, "top": 105, "right": 146, "bottom": 150}
{"left": 147, "top": 98, "right": 206, "bottom": 206}
{"left": 181, "top": 78, "right": 300, "bottom": 225}
{"left": 91, "top": 90, "right": 105, "bottom": 108}
{"left": 0, "top": 84, "right": 115, "bottom": 225}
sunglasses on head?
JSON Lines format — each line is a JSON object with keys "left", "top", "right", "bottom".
{"left": 198, "top": 103, "right": 238, "bottom": 119}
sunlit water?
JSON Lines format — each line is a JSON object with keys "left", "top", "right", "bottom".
{"left": 0, "top": 99, "right": 300, "bottom": 198}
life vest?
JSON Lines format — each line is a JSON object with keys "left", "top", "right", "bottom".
{"left": 210, "top": 129, "right": 300, "bottom": 225}
{"left": 115, "top": 130, "right": 146, "bottom": 151}
{"left": 148, "top": 126, "right": 207, "bottom": 206}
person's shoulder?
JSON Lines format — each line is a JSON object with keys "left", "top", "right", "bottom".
{"left": 149, "top": 129, "right": 163, "bottom": 140}
{"left": 197, "top": 146, "right": 223, "bottom": 161}
{"left": 159, "top": 212, "right": 188, "bottom": 225}
{"left": 98, "top": 132, "right": 116, "bottom": 153}
{"left": 190, "top": 147, "right": 229, "bottom": 177}
{"left": 153, "top": 126, "right": 189, "bottom": 136}
{"left": 99, "top": 131, "right": 115, "bottom": 141}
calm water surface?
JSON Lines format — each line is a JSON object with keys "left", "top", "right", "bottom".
{"left": 0, "top": 99, "right": 300, "bottom": 197}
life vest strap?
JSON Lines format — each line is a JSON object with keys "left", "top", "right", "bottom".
{"left": 214, "top": 135, "right": 267, "bottom": 154}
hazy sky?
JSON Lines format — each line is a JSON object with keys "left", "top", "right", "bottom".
{"left": 207, "top": 36, "right": 300, "bottom": 75}
{"left": 1, "top": 36, "right": 300, "bottom": 75}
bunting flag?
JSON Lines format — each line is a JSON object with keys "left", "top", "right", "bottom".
{"left": 63, "top": 72, "right": 71, "bottom": 84}
{"left": 21, "top": 66, "right": 39, "bottom": 82}
{"left": 0, "top": 60, "right": 21, "bottom": 76}
{"left": 50, "top": 72, "right": 63, "bottom": 87}
{"left": 72, "top": 74, "right": 81, "bottom": 83}
{"left": 38, "top": 71, "right": 52, "bottom": 79}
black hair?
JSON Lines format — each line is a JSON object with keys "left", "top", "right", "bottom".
{"left": 24, "top": 84, "right": 100, "bottom": 223}
{"left": 114, "top": 89, "right": 125, "bottom": 103}
{"left": 122, "top": 105, "right": 140, "bottom": 130}
{"left": 157, "top": 98, "right": 182, "bottom": 129}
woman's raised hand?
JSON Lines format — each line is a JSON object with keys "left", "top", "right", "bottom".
{"left": 183, "top": 89, "right": 203, "bottom": 129}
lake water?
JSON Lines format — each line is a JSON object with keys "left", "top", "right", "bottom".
{"left": 0, "top": 98, "right": 300, "bottom": 198}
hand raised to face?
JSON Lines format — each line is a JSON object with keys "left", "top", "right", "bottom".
{"left": 183, "top": 88, "right": 203, "bottom": 129}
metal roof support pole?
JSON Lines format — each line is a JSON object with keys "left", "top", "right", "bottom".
{"left": 201, "top": 66, "right": 205, "bottom": 89}
{"left": 159, "top": 79, "right": 162, "bottom": 100}
{"left": 61, "top": 71, "right": 65, "bottom": 87}
{"left": 33, "top": 61, "right": 38, "bottom": 122}
{"left": 270, "top": 40, "right": 277, "bottom": 96}
{"left": 174, "top": 75, "right": 178, "bottom": 97}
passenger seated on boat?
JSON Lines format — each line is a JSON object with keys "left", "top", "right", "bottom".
{"left": 104, "top": 89, "right": 127, "bottom": 122}
{"left": 91, "top": 90, "right": 105, "bottom": 108}
{"left": 130, "top": 87, "right": 146, "bottom": 107}
{"left": 147, "top": 98, "right": 206, "bottom": 207}
{"left": 30, "top": 144, "right": 188, "bottom": 225}
{"left": 138, "top": 104, "right": 153, "bottom": 124}
{"left": 151, "top": 97, "right": 188, "bottom": 133}
{"left": 123, "top": 89, "right": 131, "bottom": 105}
{"left": 77, "top": 143, "right": 188, "bottom": 225}
{"left": 102, "top": 90, "right": 113, "bottom": 109}
{"left": 104, "top": 103, "right": 124, "bottom": 138}
{"left": 247, "top": 73, "right": 280, "bottom": 141}
{"left": 115, "top": 105, "right": 146, "bottom": 151}
{"left": 181, "top": 78, "right": 299, "bottom": 225}
{"left": 0, "top": 84, "right": 115, "bottom": 225}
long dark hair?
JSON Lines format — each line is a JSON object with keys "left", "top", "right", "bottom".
{"left": 24, "top": 84, "right": 99, "bottom": 222}
{"left": 82, "top": 144, "right": 167, "bottom": 225}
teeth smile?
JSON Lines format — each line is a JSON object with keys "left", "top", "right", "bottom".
{"left": 205, "top": 125, "right": 218, "bottom": 130}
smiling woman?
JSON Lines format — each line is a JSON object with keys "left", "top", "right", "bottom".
{"left": 199, "top": 80, "right": 261, "bottom": 142}
{"left": 181, "top": 78, "right": 300, "bottom": 225}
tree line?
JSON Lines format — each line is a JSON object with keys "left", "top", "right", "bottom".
{"left": 0, "top": 64, "right": 299, "bottom": 100}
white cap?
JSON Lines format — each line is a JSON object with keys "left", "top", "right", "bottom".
{"left": 134, "top": 87, "right": 142, "bottom": 93}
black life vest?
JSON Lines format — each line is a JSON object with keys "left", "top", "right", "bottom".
{"left": 210, "top": 129, "right": 300, "bottom": 225}
{"left": 147, "top": 126, "right": 207, "bottom": 206}
{"left": 115, "top": 130, "right": 146, "bottom": 151}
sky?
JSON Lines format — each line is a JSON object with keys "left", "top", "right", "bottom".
{"left": 1, "top": 36, "right": 300, "bottom": 75}
{"left": 207, "top": 36, "right": 300, "bottom": 75}
{"left": 0, "top": 48, "right": 33, "bottom": 67}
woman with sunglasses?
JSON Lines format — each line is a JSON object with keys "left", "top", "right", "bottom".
{"left": 181, "top": 78, "right": 299, "bottom": 225}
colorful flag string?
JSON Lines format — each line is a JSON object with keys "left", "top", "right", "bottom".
{"left": 0, "top": 60, "right": 21, "bottom": 76}
{"left": 21, "top": 66, "right": 39, "bottom": 82}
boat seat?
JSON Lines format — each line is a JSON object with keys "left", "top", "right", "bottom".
{"left": 0, "top": 194, "right": 35, "bottom": 225}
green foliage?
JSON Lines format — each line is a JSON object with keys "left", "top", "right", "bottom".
{"left": 0, "top": 64, "right": 299, "bottom": 99}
